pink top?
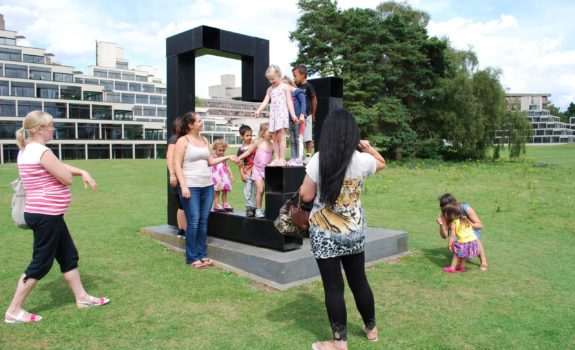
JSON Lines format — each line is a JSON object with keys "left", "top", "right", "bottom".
{"left": 17, "top": 143, "right": 72, "bottom": 215}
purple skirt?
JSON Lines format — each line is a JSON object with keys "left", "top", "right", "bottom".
{"left": 453, "top": 240, "right": 479, "bottom": 259}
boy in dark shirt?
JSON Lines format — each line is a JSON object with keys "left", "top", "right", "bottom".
{"left": 292, "top": 64, "right": 317, "bottom": 164}
{"left": 236, "top": 125, "right": 256, "bottom": 217}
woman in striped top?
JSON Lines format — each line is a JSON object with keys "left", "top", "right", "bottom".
{"left": 4, "top": 111, "right": 109, "bottom": 324}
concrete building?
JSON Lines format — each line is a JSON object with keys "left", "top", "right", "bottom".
{"left": 505, "top": 93, "right": 575, "bottom": 144}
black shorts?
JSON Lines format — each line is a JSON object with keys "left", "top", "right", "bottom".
{"left": 169, "top": 184, "right": 184, "bottom": 210}
{"left": 23, "top": 213, "right": 79, "bottom": 281}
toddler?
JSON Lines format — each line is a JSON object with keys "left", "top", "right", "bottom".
{"left": 442, "top": 203, "right": 481, "bottom": 272}
{"left": 236, "top": 125, "right": 257, "bottom": 217}
{"left": 211, "top": 139, "right": 234, "bottom": 212}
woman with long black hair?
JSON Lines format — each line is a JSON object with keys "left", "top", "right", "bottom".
{"left": 299, "top": 108, "right": 386, "bottom": 350}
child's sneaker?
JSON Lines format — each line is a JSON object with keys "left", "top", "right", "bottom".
{"left": 255, "top": 209, "right": 265, "bottom": 218}
{"left": 246, "top": 207, "right": 255, "bottom": 217}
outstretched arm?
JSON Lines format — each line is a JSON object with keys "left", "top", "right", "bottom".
{"left": 465, "top": 206, "right": 483, "bottom": 230}
{"left": 254, "top": 89, "right": 271, "bottom": 117}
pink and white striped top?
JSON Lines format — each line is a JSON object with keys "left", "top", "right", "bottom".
{"left": 17, "top": 143, "right": 71, "bottom": 215}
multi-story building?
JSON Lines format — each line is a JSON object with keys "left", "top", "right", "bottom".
{"left": 505, "top": 93, "right": 575, "bottom": 144}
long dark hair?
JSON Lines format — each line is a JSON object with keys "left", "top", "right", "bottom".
{"left": 179, "top": 111, "right": 198, "bottom": 137}
{"left": 318, "top": 108, "right": 360, "bottom": 205}
{"left": 439, "top": 193, "right": 458, "bottom": 209}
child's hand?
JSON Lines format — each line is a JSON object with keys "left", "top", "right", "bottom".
{"left": 436, "top": 215, "right": 446, "bottom": 226}
{"left": 229, "top": 155, "right": 239, "bottom": 163}
{"left": 253, "top": 110, "right": 260, "bottom": 118}
{"left": 292, "top": 116, "right": 298, "bottom": 123}
{"left": 448, "top": 241, "right": 454, "bottom": 252}
{"left": 299, "top": 115, "right": 306, "bottom": 124}
{"left": 230, "top": 174, "right": 234, "bottom": 181}
{"left": 241, "top": 173, "right": 247, "bottom": 182}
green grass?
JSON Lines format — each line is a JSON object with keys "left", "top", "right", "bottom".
{"left": 1, "top": 145, "right": 574, "bottom": 349}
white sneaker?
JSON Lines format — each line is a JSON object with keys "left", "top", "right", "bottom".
{"left": 255, "top": 209, "right": 265, "bottom": 218}
{"left": 303, "top": 156, "right": 311, "bottom": 165}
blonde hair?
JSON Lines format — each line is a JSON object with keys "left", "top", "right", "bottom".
{"left": 258, "top": 122, "right": 269, "bottom": 138}
{"left": 282, "top": 76, "right": 296, "bottom": 88}
{"left": 265, "top": 65, "right": 282, "bottom": 80}
{"left": 16, "top": 110, "right": 54, "bottom": 149}
{"left": 212, "top": 138, "right": 228, "bottom": 151}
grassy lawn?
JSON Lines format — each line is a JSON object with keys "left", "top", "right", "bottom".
{"left": 1, "top": 145, "right": 574, "bottom": 349}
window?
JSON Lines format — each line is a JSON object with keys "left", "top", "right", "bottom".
{"left": 0, "top": 120, "right": 20, "bottom": 138}
{"left": 83, "top": 91, "right": 103, "bottom": 101}
{"left": 0, "top": 38, "right": 17, "bottom": 45}
{"left": 124, "top": 125, "right": 143, "bottom": 139}
{"left": 133, "top": 106, "right": 142, "bottom": 115}
{"left": 150, "top": 96, "right": 162, "bottom": 105}
{"left": 157, "top": 107, "right": 166, "bottom": 117}
{"left": 53, "top": 72, "right": 73, "bottom": 83}
{"left": 136, "top": 94, "right": 148, "bottom": 104}
{"left": 17, "top": 100, "right": 43, "bottom": 117}
{"left": 114, "top": 81, "right": 128, "bottom": 91}
{"left": 5, "top": 64, "right": 27, "bottom": 79}
{"left": 11, "top": 82, "right": 35, "bottom": 97}
{"left": 99, "top": 79, "right": 114, "bottom": 91}
{"left": 102, "top": 124, "right": 122, "bottom": 140}
{"left": 0, "top": 80, "right": 9, "bottom": 96}
{"left": 93, "top": 105, "right": 112, "bottom": 120}
{"left": 116, "top": 61, "right": 129, "bottom": 70}
{"left": 142, "top": 84, "right": 154, "bottom": 93}
{"left": 94, "top": 69, "right": 107, "bottom": 78}
{"left": 23, "top": 55, "right": 44, "bottom": 64}
{"left": 108, "top": 70, "right": 121, "bottom": 79}
{"left": 143, "top": 107, "right": 156, "bottom": 116}
{"left": 0, "top": 48, "right": 22, "bottom": 61}
{"left": 77, "top": 123, "right": 98, "bottom": 139}
{"left": 129, "top": 83, "right": 141, "bottom": 92}
{"left": 69, "top": 104, "right": 90, "bottom": 119}
{"left": 53, "top": 122, "right": 75, "bottom": 139}
{"left": 84, "top": 78, "right": 99, "bottom": 85}
{"left": 121, "top": 93, "right": 134, "bottom": 104}
{"left": 162, "top": 97, "right": 167, "bottom": 105}
{"left": 74, "top": 77, "right": 84, "bottom": 84}
{"left": 44, "top": 102, "right": 67, "bottom": 118}
{"left": 155, "top": 87, "right": 167, "bottom": 94}
{"left": 60, "top": 85, "right": 81, "bottom": 100}
{"left": 0, "top": 63, "right": 3, "bottom": 77}
{"left": 136, "top": 75, "right": 147, "bottom": 82}
{"left": 0, "top": 99, "right": 16, "bottom": 116}
{"left": 106, "top": 92, "right": 121, "bottom": 103}
{"left": 30, "top": 68, "right": 51, "bottom": 81}
{"left": 114, "top": 110, "right": 133, "bottom": 121}
{"left": 122, "top": 72, "right": 135, "bottom": 81}
{"left": 37, "top": 84, "right": 59, "bottom": 99}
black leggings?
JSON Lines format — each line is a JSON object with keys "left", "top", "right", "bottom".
{"left": 315, "top": 252, "right": 376, "bottom": 341}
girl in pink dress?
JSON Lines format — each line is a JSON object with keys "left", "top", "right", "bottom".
{"left": 254, "top": 65, "right": 297, "bottom": 166}
{"left": 211, "top": 139, "right": 234, "bottom": 212}
{"left": 237, "top": 123, "right": 273, "bottom": 218}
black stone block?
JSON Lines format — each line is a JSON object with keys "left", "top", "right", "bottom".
{"left": 265, "top": 166, "right": 306, "bottom": 193}
{"left": 265, "top": 192, "right": 296, "bottom": 221}
{"left": 208, "top": 211, "right": 302, "bottom": 251}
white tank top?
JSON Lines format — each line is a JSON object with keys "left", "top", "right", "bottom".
{"left": 182, "top": 138, "right": 213, "bottom": 188}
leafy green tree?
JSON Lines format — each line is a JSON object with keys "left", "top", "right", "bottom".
{"left": 564, "top": 102, "right": 575, "bottom": 124}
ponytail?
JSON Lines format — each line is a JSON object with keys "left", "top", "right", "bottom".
{"left": 16, "top": 128, "right": 27, "bottom": 149}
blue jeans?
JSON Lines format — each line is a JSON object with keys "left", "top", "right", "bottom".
{"left": 288, "top": 120, "right": 300, "bottom": 160}
{"left": 180, "top": 185, "right": 214, "bottom": 264}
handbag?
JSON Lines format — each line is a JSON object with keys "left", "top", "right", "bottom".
{"left": 274, "top": 190, "right": 312, "bottom": 238}
{"left": 11, "top": 178, "right": 29, "bottom": 229}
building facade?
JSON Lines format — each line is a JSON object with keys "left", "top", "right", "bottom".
{"left": 505, "top": 93, "right": 575, "bottom": 144}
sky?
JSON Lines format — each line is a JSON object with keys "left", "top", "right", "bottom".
{"left": 1, "top": 0, "right": 574, "bottom": 110}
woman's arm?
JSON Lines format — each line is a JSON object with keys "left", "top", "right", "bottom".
{"left": 448, "top": 223, "right": 456, "bottom": 251}
{"left": 437, "top": 215, "right": 448, "bottom": 239}
{"left": 465, "top": 206, "right": 483, "bottom": 230}
{"left": 237, "top": 142, "right": 258, "bottom": 162}
{"left": 299, "top": 175, "right": 317, "bottom": 203}
{"left": 358, "top": 140, "right": 386, "bottom": 172}
{"left": 62, "top": 163, "right": 97, "bottom": 191}
{"left": 174, "top": 137, "right": 189, "bottom": 198}
{"left": 41, "top": 151, "right": 73, "bottom": 186}
{"left": 166, "top": 143, "right": 177, "bottom": 188}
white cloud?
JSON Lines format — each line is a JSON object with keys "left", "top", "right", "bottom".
{"left": 428, "top": 15, "right": 575, "bottom": 110}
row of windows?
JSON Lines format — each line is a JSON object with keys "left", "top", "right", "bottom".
{"left": 2, "top": 143, "right": 167, "bottom": 163}
{"left": 0, "top": 99, "right": 133, "bottom": 120}
{"left": 93, "top": 68, "right": 149, "bottom": 82}
{"left": 0, "top": 47, "right": 45, "bottom": 63}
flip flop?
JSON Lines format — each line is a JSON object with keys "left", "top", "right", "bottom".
{"left": 5, "top": 310, "right": 42, "bottom": 324}
{"left": 201, "top": 258, "right": 214, "bottom": 266}
{"left": 190, "top": 261, "right": 207, "bottom": 269}
{"left": 363, "top": 325, "right": 378, "bottom": 342}
{"left": 77, "top": 296, "right": 110, "bottom": 309}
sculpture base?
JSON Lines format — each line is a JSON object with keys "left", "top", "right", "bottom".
{"left": 141, "top": 225, "right": 409, "bottom": 290}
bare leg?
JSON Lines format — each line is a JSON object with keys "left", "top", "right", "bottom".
{"left": 272, "top": 132, "right": 280, "bottom": 161}
{"left": 450, "top": 254, "right": 460, "bottom": 269}
{"left": 213, "top": 191, "right": 221, "bottom": 208}
{"left": 62, "top": 268, "right": 90, "bottom": 303}
{"left": 5, "top": 274, "right": 39, "bottom": 321}
{"left": 222, "top": 191, "right": 228, "bottom": 204}
{"left": 477, "top": 240, "right": 488, "bottom": 267}
{"left": 177, "top": 209, "right": 187, "bottom": 231}
{"left": 255, "top": 179, "right": 264, "bottom": 208}
{"left": 306, "top": 141, "right": 313, "bottom": 155}
{"left": 276, "top": 129, "right": 286, "bottom": 162}
{"left": 460, "top": 258, "right": 467, "bottom": 269}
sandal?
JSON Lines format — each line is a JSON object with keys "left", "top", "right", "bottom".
{"left": 201, "top": 258, "right": 214, "bottom": 266}
{"left": 77, "top": 296, "right": 110, "bottom": 309}
{"left": 190, "top": 260, "right": 207, "bottom": 269}
{"left": 4, "top": 310, "right": 42, "bottom": 324}
{"left": 213, "top": 204, "right": 223, "bottom": 212}
{"left": 222, "top": 203, "right": 233, "bottom": 212}
{"left": 480, "top": 264, "right": 488, "bottom": 271}
{"left": 311, "top": 340, "right": 347, "bottom": 350}
{"left": 443, "top": 267, "right": 457, "bottom": 273}
{"left": 362, "top": 325, "right": 378, "bottom": 342}
{"left": 455, "top": 266, "right": 466, "bottom": 272}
